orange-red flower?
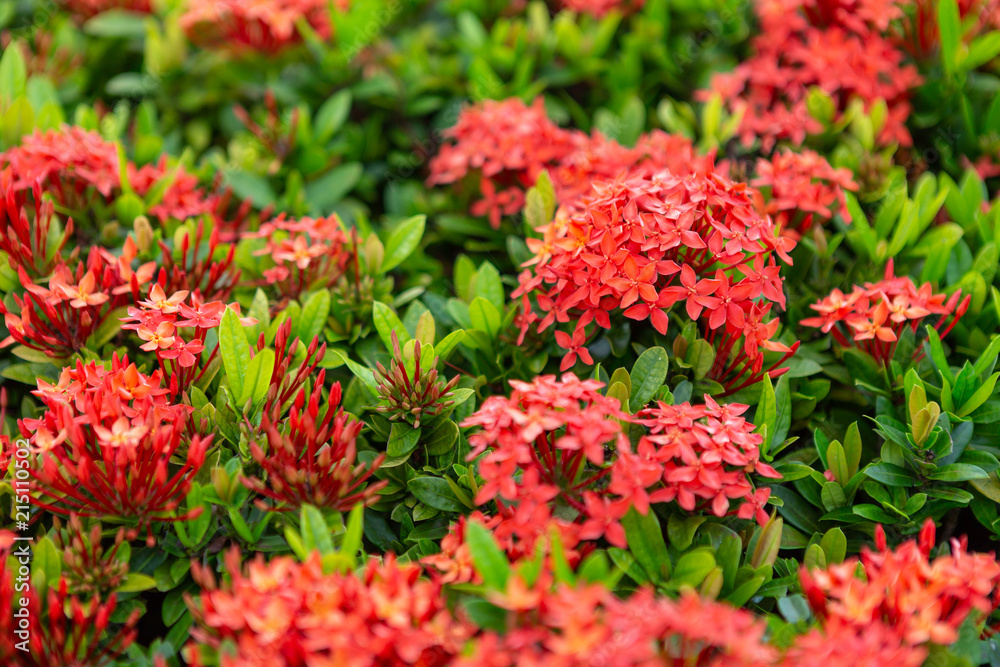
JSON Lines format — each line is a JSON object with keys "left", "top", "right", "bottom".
{"left": 187, "top": 549, "right": 471, "bottom": 667}
{"left": 802, "top": 261, "right": 969, "bottom": 364}
{"left": 513, "top": 168, "right": 797, "bottom": 394}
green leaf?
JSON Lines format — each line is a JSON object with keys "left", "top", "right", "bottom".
{"left": 238, "top": 349, "right": 275, "bottom": 407}
{"left": 967, "top": 32, "right": 1000, "bottom": 70}
{"left": 314, "top": 90, "right": 352, "bottom": 142}
{"left": 957, "top": 372, "right": 999, "bottom": 417}
{"left": 382, "top": 215, "right": 426, "bottom": 272}
{"left": 83, "top": 10, "right": 148, "bottom": 38}
{"left": 372, "top": 301, "right": 410, "bottom": 352}
{"left": 466, "top": 520, "right": 510, "bottom": 591}
{"left": 629, "top": 346, "right": 668, "bottom": 411}
{"left": 0, "top": 43, "right": 26, "bottom": 107}
{"left": 305, "top": 163, "right": 363, "bottom": 213}
{"left": 300, "top": 505, "right": 335, "bottom": 556}
{"left": 469, "top": 297, "right": 501, "bottom": 338}
{"left": 408, "top": 476, "right": 468, "bottom": 512}
{"left": 475, "top": 262, "right": 504, "bottom": 310}
{"left": 219, "top": 308, "right": 250, "bottom": 401}
{"left": 117, "top": 573, "right": 157, "bottom": 593}
{"left": 622, "top": 508, "right": 669, "bottom": 582}
{"left": 939, "top": 0, "right": 961, "bottom": 74}
{"left": 928, "top": 463, "right": 988, "bottom": 482}
{"left": 387, "top": 423, "right": 421, "bottom": 457}
{"left": 864, "top": 462, "right": 916, "bottom": 487}
{"left": 819, "top": 528, "right": 847, "bottom": 564}
{"left": 672, "top": 549, "right": 715, "bottom": 588}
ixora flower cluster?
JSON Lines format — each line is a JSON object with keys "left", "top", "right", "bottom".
{"left": 802, "top": 261, "right": 970, "bottom": 364}
{"left": 700, "top": 0, "right": 922, "bottom": 149}
{"left": 0, "top": 127, "right": 216, "bottom": 224}
{"left": 460, "top": 374, "right": 778, "bottom": 555}
{"left": 179, "top": 0, "right": 346, "bottom": 53}
{"left": 176, "top": 520, "right": 999, "bottom": 667}
{"left": 20, "top": 355, "right": 209, "bottom": 540}
{"left": 513, "top": 170, "right": 798, "bottom": 392}
{"left": 427, "top": 97, "right": 717, "bottom": 228}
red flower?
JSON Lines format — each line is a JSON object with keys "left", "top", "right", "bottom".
{"left": 752, "top": 148, "right": 859, "bottom": 234}
{"left": 245, "top": 213, "right": 353, "bottom": 300}
{"left": 699, "top": 2, "right": 921, "bottom": 151}
{"left": 21, "top": 355, "right": 208, "bottom": 541}
{"left": 514, "top": 168, "right": 797, "bottom": 394}
{"left": 180, "top": 0, "right": 342, "bottom": 53}
{"left": 801, "top": 519, "right": 1000, "bottom": 650}
{"left": 802, "top": 261, "right": 970, "bottom": 365}
{"left": 187, "top": 549, "right": 470, "bottom": 667}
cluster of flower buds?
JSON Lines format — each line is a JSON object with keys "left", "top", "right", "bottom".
{"left": 51, "top": 515, "right": 129, "bottom": 598}
{"left": 801, "top": 261, "right": 970, "bottom": 364}
{"left": 514, "top": 168, "right": 798, "bottom": 394}
{"left": 0, "top": 531, "right": 140, "bottom": 667}
{"left": 0, "top": 169, "right": 73, "bottom": 278}
{"left": 242, "top": 382, "right": 386, "bottom": 512}
{"left": 155, "top": 220, "right": 240, "bottom": 301}
{"left": 258, "top": 318, "right": 328, "bottom": 421}
{"left": 21, "top": 355, "right": 209, "bottom": 541}
{"left": 373, "top": 331, "right": 460, "bottom": 428}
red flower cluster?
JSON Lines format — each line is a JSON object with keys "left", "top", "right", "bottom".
{"left": 187, "top": 549, "right": 471, "bottom": 667}
{"left": 801, "top": 261, "right": 970, "bottom": 364}
{"left": 751, "top": 149, "right": 858, "bottom": 235}
{"left": 180, "top": 0, "right": 343, "bottom": 54}
{"left": 462, "top": 584, "right": 777, "bottom": 667}
{"left": 700, "top": 0, "right": 920, "bottom": 151}
{"left": 20, "top": 355, "right": 209, "bottom": 540}
{"left": 242, "top": 381, "right": 386, "bottom": 512}
{"left": 801, "top": 520, "right": 1000, "bottom": 656}
{"left": 1, "top": 126, "right": 215, "bottom": 223}
{"left": 461, "top": 373, "right": 633, "bottom": 548}
{"left": 0, "top": 531, "right": 140, "bottom": 667}
{"left": 634, "top": 397, "right": 779, "bottom": 524}
{"left": 121, "top": 283, "right": 253, "bottom": 395}
{"left": 428, "top": 97, "right": 716, "bottom": 228}
{"left": 513, "top": 169, "right": 797, "bottom": 393}
{"left": 245, "top": 212, "right": 353, "bottom": 300}
{"left": 460, "top": 375, "right": 781, "bottom": 556}
{"left": 0, "top": 248, "right": 132, "bottom": 358}
{"left": 558, "top": 0, "right": 647, "bottom": 17}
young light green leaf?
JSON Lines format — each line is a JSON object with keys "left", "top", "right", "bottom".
{"left": 219, "top": 308, "right": 250, "bottom": 401}
{"left": 465, "top": 520, "right": 510, "bottom": 591}
{"left": 238, "top": 349, "right": 275, "bottom": 407}
{"left": 382, "top": 215, "right": 426, "bottom": 272}
{"left": 372, "top": 301, "right": 411, "bottom": 352}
